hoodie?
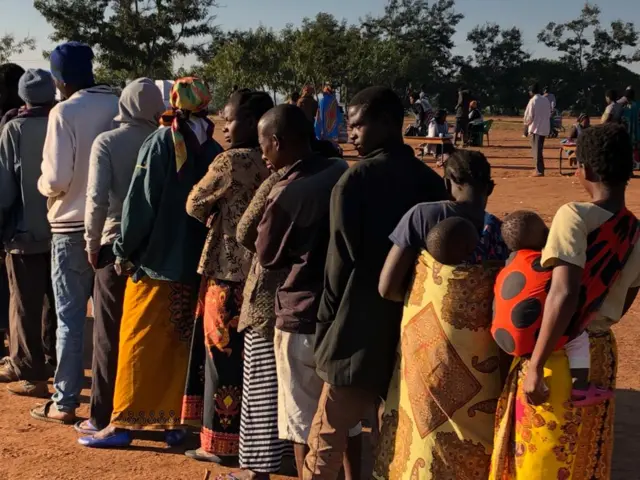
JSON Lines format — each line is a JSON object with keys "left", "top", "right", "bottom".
{"left": 0, "top": 108, "right": 52, "bottom": 254}
{"left": 84, "top": 78, "right": 165, "bottom": 253}
{"left": 38, "top": 84, "right": 119, "bottom": 234}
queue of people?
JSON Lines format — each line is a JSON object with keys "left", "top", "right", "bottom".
{"left": 0, "top": 39, "right": 639, "bottom": 480}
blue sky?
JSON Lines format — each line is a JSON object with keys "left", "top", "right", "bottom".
{"left": 3, "top": 0, "right": 640, "bottom": 73}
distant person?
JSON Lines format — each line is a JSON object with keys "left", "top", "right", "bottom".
{"left": 543, "top": 86, "right": 557, "bottom": 110}
{"left": 468, "top": 100, "right": 485, "bottom": 143}
{"left": 297, "top": 85, "right": 318, "bottom": 123}
{"left": 315, "top": 82, "right": 341, "bottom": 145}
{"left": 76, "top": 78, "right": 165, "bottom": 435}
{"left": 0, "top": 69, "right": 57, "bottom": 396}
{"left": 621, "top": 88, "right": 640, "bottom": 169}
{"left": 288, "top": 91, "right": 300, "bottom": 105}
{"left": 303, "top": 86, "right": 448, "bottom": 478}
{"left": 454, "top": 86, "right": 470, "bottom": 146}
{"left": 568, "top": 113, "right": 591, "bottom": 141}
{"left": 405, "top": 92, "right": 427, "bottom": 136}
{"left": 524, "top": 83, "right": 551, "bottom": 177}
{"left": 31, "top": 42, "right": 119, "bottom": 425}
{"left": 427, "top": 109, "right": 454, "bottom": 160}
{"left": 601, "top": 89, "right": 624, "bottom": 124}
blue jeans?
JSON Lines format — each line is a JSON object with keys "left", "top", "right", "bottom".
{"left": 51, "top": 233, "right": 94, "bottom": 412}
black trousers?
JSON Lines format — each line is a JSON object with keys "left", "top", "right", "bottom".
{"left": 531, "top": 134, "right": 546, "bottom": 174}
{"left": 6, "top": 252, "right": 57, "bottom": 381}
{"left": 90, "top": 247, "right": 127, "bottom": 429}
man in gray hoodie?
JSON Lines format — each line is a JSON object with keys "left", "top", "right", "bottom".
{"left": 76, "top": 78, "right": 165, "bottom": 434}
{"left": 0, "top": 69, "right": 57, "bottom": 397}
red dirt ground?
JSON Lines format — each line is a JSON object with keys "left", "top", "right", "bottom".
{"left": 1, "top": 117, "right": 639, "bottom": 479}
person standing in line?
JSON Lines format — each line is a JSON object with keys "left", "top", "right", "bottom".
{"left": 315, "top": 83, "right": 341, "bottom": 146}
{"left": 0, "top": 63, "right": 25, "bottom": 359}
{"left": 298, "top": 85, "right": 318, "bottom": 123}
{"left": 524, "top": 83, "right": 551, "bottom": 177}
{"left": 182, "top": 90, "right": 272, "bottom": 463}
{"left": 303, "top": 87, "right": 449, "bottom": 480}
{"left": 31, "top": 42, "right": 119, "bottom": 425}
{"left": 255, "top": 105, "right": 354, "bottom": 479}
{"left": 454, "top": 86, "right": 470, "bottom": 146}
{"left": 78, "top": 77, "right": 222, "bottom": 448}
{"left": 0, "top": 69, "right": 57, "bottom": 396}
{"left": 73, "top": 78, "right": 165, "bottom": 435}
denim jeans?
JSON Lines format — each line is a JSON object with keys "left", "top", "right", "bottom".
{"left": 51, "top": 232, "right": 94, "bottom": 412}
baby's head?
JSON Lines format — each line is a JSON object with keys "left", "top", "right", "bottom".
{"left": 427, "top": 217, "right": 480, "bottom": 265}
{"left": 501, "top": 211, "right": 548, "bottom": 252}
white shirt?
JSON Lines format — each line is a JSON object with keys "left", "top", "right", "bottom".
{"left": 524, "top": 94, "right": 552, "bottom": 137}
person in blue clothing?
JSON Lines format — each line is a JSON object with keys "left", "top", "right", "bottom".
{"left": 315, "top": 82, "right": 342, "bottom": 145}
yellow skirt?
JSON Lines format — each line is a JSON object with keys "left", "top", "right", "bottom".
{"left": 490, "top": 331, "right": 617, "bottom": 479}
{"left": 111, "top": 277, "right": 196, "bottom": 430}
{"left": 373, "top": 251, "right": 503, "bottom": 479}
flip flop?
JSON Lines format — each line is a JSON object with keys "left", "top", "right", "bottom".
{"left": 74, "top": 419, "right": 99, "bottom": 435}
{"left": 185, "top": 448, "right": 223, "bottom": 464}
{"left": 30, "top": 401, "right": 76, "bottom": 425}
{"left": 571, "top": 384, "right": 615, "bottom": 407}
{"left": 78, "top": 430, "right": 133, "bottom": 448}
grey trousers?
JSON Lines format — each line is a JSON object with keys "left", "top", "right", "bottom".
{"left": 531, "top": 134, "right": 546, "bottom": 174}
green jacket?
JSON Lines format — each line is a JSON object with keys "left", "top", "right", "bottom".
{"left": 114, "top": 127, "right": 223, "bottom": 283}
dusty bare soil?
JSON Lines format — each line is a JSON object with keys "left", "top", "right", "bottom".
{"left": 1, "top": 117, "right": 639, "bottom": 479}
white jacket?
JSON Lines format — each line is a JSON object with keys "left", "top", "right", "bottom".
{"left": 38, "top": 85, "right": 119, "bottom": 234}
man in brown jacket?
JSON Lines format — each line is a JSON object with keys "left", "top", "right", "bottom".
{"left": 297, "top": 85, "right": 318, "bottom": 123}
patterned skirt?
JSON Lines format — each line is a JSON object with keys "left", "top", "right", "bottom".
{"left": 111, "top": 277, "right": 196, "bottom": 430}
{"left": 182, "top": 277, "right": 244, "bottom": 457}
{"left": 373, "top": 251, "right": 503, "bottom": 479}
{"left": 490, "top": 331, "right": 616, "bottom": 479}
{"left": 240, "top": 328, "right": 291, "bottom": 472}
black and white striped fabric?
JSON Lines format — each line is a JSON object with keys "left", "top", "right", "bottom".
{"left": 239, "top": 328, "right": 291, "bottom": 472}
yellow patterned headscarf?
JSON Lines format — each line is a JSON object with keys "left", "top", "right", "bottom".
{"left": 169, "top": 77, "right": 212, "bottom": 172}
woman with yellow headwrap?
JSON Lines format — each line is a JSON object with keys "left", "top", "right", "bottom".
{"left": 78, "top": 77, "right": 223, "bottom": 448}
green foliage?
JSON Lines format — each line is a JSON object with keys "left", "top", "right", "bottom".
{"left": 34, "top": 0, "right": 219, "bottom": 79}
{"left": 0, "top": 33, "right": 36, "bottom": 64}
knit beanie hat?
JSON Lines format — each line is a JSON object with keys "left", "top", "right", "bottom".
{"left": 50, "top": 41, "right": 95, "bottom": 87}
{"left": 18, "top": 69, "right": 56, "bottom": 105}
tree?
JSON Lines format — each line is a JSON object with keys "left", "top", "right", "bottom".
{"left": 0, "top": 33, "right": 36, "bottom": 64}
{"left": 34, "top": 0, "right": 218, "bottom": 79}
{"left": 465, "top": 24, "right": 530, "bottom": 113}
{"left": 363, "top": 0, "right": 464, "bottom": 95}
{"left": 537, "top": 2, "right": 640, "bottom": 110}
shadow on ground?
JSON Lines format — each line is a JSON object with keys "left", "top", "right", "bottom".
{"left": 612, "top": 389, "right": 640, "bottom": 479}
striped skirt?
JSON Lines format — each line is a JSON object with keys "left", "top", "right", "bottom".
{"left": 240, "top": 328, "right": 291, "bottom": 472}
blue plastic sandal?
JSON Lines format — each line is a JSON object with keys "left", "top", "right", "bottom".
{"left": 78, "top": 430, "right": 132, "bottom": 448}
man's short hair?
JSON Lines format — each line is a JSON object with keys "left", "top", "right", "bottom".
{"left": 349, "top": 86, "right": 404, "bottom": 129}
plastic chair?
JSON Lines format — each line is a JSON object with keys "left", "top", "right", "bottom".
{"left": 483, "top": 120, "right": 494, "bottom": 146}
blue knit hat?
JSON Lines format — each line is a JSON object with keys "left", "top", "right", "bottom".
{"left": 50, "top": 41, "right": 95, "bottom": 87}
{"left": 18, "top": 69, "right": 56, "bottom": 105}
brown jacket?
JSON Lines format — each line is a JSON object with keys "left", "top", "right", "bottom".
{"left": 236, "top": 170, "right": 288, "bottom": 340}
{"left": 186, "top": 147, "right": 269, "bottom": 282}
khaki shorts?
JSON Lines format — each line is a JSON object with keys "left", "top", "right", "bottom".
{"left": 274, "top": 330, "right": 361, "bottom": 444}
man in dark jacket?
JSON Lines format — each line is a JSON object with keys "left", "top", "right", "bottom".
{"left": 303, "top": 87, "right": 449, "bottom": 479}
{"left": 0, "top": 69, "right": 57, "bottom": 395}
{"left": 454, "top": 86, "right": 470, "bottom": 146}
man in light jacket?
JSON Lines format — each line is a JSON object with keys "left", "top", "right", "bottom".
{"left": 0, "top": 69, "right": 57, "bottom": 397}
{"left": 32, "top": 42, "right": 119, "bottom": 424}
{"left": 75, "top": 78, "right": 165, "bottom": 434}
{"left": 524, "top": 83, "right": 552, "bottom": 177}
